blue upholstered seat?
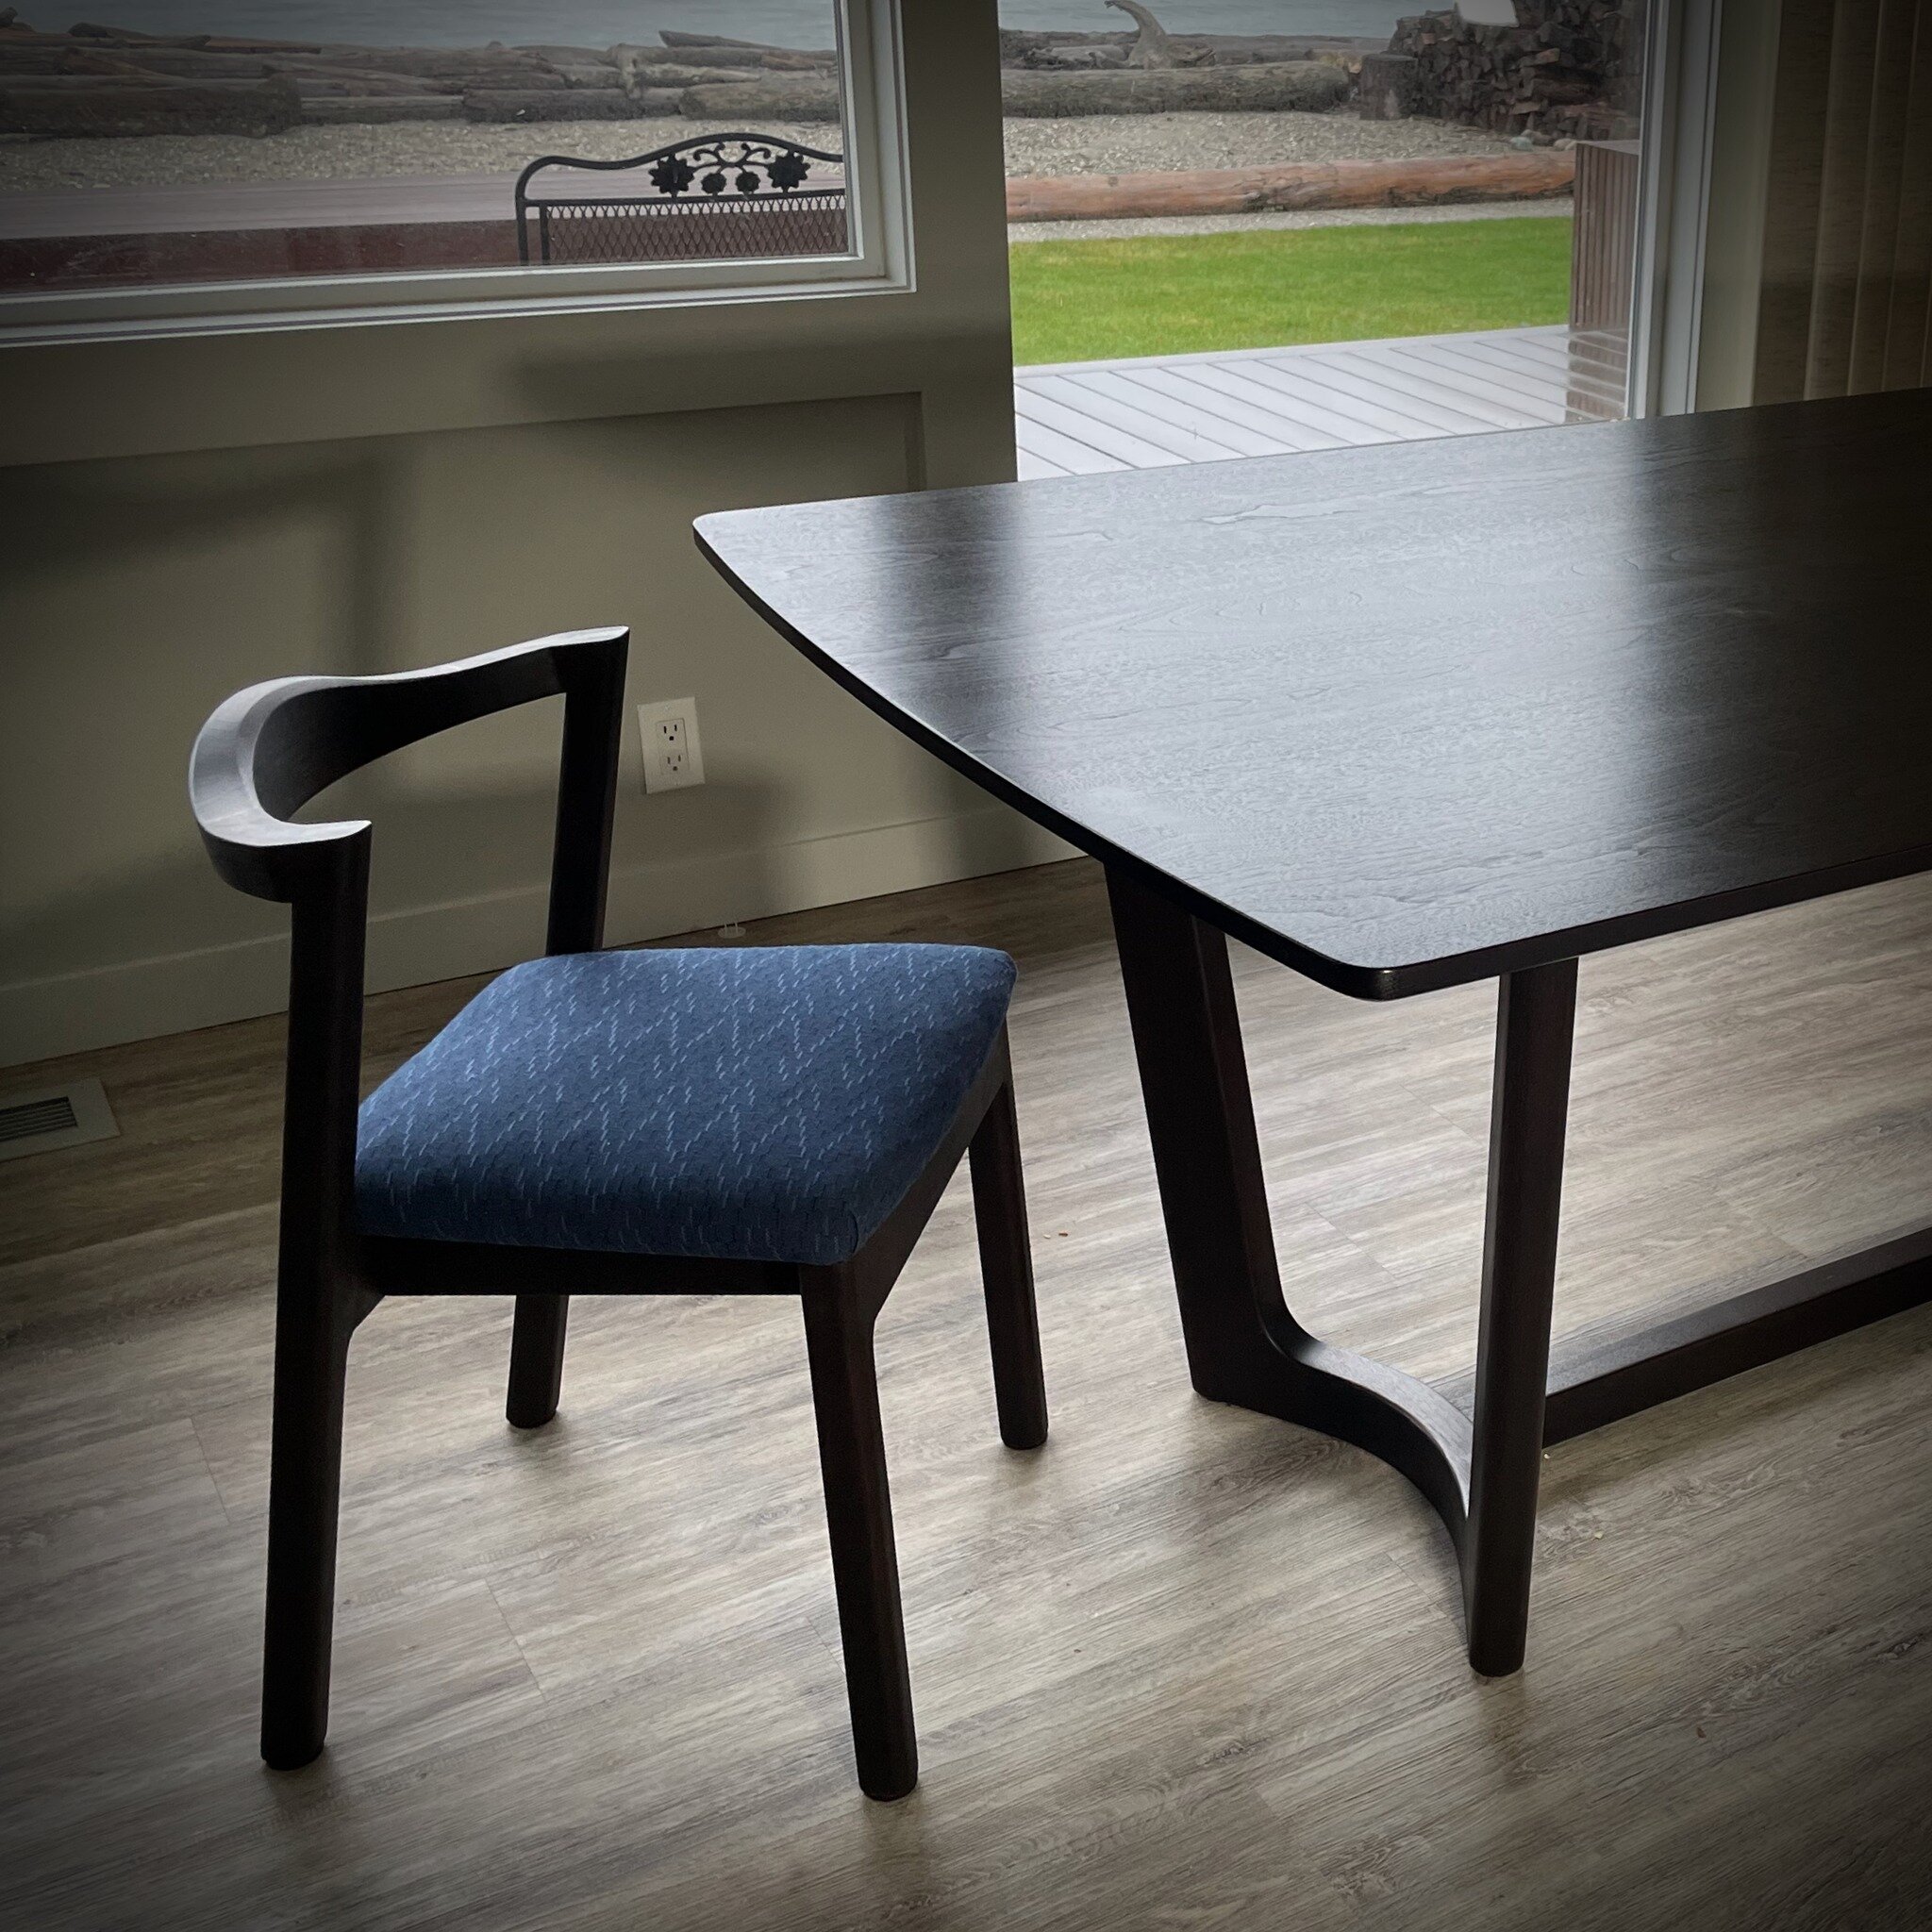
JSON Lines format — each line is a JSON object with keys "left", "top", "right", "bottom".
{"left": 355, "top": 943, "right": 1017, "bottom": 1266}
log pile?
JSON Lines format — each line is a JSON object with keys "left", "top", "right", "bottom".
{"left": 0, "top": 8, "right": 1382, "bottom": 139}
{"left": 990, "top": 3, "right": 1369, "bottom": 119}
{"left": 0, "top": 18, "right": 848, "bottom": 137}
{"left": 1387, "top": 3, "right": 1641, "bottom": 142}
{"left": 1002, "top": 62, "right": 1351, "bottom": 118}
{"left": 998, "top": 28, "right": 1384, "bottom": 71}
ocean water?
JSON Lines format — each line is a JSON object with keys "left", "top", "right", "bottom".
{"left": 29, "top": 4, "right": 1411, "bottom": 51}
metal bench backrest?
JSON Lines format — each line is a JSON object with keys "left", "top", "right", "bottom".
{"left": 514, "top": 132, "right": 848, "bottom": 267}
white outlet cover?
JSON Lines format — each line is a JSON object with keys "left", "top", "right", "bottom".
{"left": 638, "top": 697, "right": 706, "bottom": 793}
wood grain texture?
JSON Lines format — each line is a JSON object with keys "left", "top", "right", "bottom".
{"left": 3, "top": 858, "right": 1931, "bottom": 1927}
{"left": 699, "top": 391, "right": 1932, "bottom": 999}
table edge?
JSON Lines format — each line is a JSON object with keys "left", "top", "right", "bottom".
{"left": 694, "top": 514, "right": 1932, "bottom": 1002}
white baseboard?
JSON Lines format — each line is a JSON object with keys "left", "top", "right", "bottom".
{"left": 0, "top": 807, "right": 1075, "bottom": 1070}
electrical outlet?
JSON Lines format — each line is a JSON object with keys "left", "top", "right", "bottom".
{"left": 638, "top": 697, "right": 705, "bottom": 793}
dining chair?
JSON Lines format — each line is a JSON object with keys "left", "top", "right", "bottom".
{"left": 189, "top": 626, "right": 1048, "bottom": 1801}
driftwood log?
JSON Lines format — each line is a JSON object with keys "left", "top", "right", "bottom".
{"left": 0, "top": 41, "right": 163, "bottom": 74}
{"left": 67, "top": 20, "right": 211, "bottom": 46}
{"left": 613, "top": 46, "right": 780, "bottom": 106}
{"left": 0, "top": 19, "right": 1385, "bottom": 135}
{"left": 1107, "top": 0, "right": 1176, "bottom": 69}
{"left": 23, "top": 46, "right": 277, "bottom": 76}
{"left": 677, "top": 76, "right": 843, "bottom": 121}
{"left": 999, "top": 28, "right": 1382, "bottom": 69}
{"left": 680, "top": 65, "right": 1352, "bottom": 122}
{"left": 0, "top": 73, "right": 183, "bottom": 87}
{"left": 302, "top": 95, "right": 461, "bottom": 125}
{"left": 622, "top": 62, "right": 763, "bottom": 90}
{"left": 288, "top": 69, "right": 448, "bottom": 97}
{"left": 656, "top": 31, "right": 838, "bottom": 67}
{"left": 1024, "top": 44, "right": 1127, "bottom": 72}
{"left": 1183, "top": 36, "right": 1376, "bottom": 65}
{"left": 999, "top": 28, "right": 1132, "bottom": 63}
{"left": 1001, "top": 61, "right": 1352, "bottom": 117}
{"left": 617, "top": 42, "right": 827, "bottom": 73}
{"left": 513, "top": 45, "right": 618, "bottom": 67}
{"left": 304, "top": 48, "right": 567, "bottom": 86}
{"left": 1005, "top": 150, "right": 1575, "bottom": 222}
{"left": 0, "top": 75, "right": 299, "bottom": 137}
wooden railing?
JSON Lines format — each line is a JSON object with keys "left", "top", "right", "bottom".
{"left": 1567, "top": 137, "right": 1640, "bottom": 420}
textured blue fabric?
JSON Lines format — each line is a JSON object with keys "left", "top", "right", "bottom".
{"left": 354, "top": 943, "right": 1016, "bottom": 1265}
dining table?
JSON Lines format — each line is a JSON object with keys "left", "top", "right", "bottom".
{"left": 696, "top": 387, "right": 1932, "bottom": 1673}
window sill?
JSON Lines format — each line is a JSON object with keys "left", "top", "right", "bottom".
{"left": 0, "top": 258, "right": 916, "bottom": 352}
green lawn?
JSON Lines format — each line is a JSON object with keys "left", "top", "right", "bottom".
{"left": 1008, "top": 216, "right": 1573, "bottom": 365}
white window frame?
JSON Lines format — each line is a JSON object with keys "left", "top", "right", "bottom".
{"left": 0, "top": 0, "right": 911, "bottom": 347}
{"left": 1627, "top": 0, "right": 1724, "bottom": 417}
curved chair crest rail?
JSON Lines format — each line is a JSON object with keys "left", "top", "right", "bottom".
{"left": 190, "top": 628, "right": 628, "bottom": 908}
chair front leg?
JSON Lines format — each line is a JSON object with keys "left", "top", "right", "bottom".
{"left": 260, "top": 1271, "right": 355, "bottom": 1771}
{"left": 968, "top": 1072, "right": 1049, "bottom": 1451}
{"left": 507, "top": 1292, "right": 570, "bottom": 1429}
{"left": 800, "top": 1270, "right": 918, "bottom": 1801}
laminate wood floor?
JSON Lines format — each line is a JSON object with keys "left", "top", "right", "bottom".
{"left": 2, "top": 858, "right": 1929, "bottom": 1930}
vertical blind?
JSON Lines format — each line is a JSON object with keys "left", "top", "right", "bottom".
{"left": 1755, "top": 0, "right": 1932, "bottom": 400}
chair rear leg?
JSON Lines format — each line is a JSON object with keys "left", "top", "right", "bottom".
{"left": 261, "top": 1280, "right": 353, "bottom": 1771}
{"left": 969, "top": 1075, "right": 1049, "bottom": 1451}
{"left": 507, "top": 1292, "right": 570, "bottom": 1429}
{"left": 800, "top": 1275, "right": 918, "bottom": 1801}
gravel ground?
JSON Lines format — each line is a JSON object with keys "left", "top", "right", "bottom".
{"left": 1002, "top": 110, "right": 1512, "bottom": 175}
{"left": 0, "top": 110, "right": 1511, "bottom": 195}
{"left": 1008, "top": 196, "right": 1573, "bottom": 244}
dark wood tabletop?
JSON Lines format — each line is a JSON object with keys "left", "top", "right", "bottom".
{"left": 698, "top": 390, "right": 1932, "bottom": 999}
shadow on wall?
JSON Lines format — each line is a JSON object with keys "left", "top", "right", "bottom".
{"left": 3, "top": 446, "right": 413, "bottom": 983}
{"left": 1, "top": 388, "right": 1033, "bottom": 1066}
{"left": 4, "top": 424, "right": 789, "bottom": 954}
{"left": 2, "top": 773, "right": 799, "bottom": 1057}
{"left": 0, "top": 429, "right": 802, "bottom": 1022}
{"left": 4, "top": 440, "right": 412, "bottom": 671}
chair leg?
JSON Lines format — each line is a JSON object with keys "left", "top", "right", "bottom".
{"left": 507, "top": 1292, "right": 569, "bottom": 1429}
{"left": 260, "top": 1280, "right": 353, "bottom": 1772}
{"left": 800, "top": 1274, "right": 918, "bottom": 1801}
{"left": 969, "top": 1078, "right": 1050, "bottom": 1451}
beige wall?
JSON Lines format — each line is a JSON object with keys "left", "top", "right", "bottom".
{"left": 0, "top": 3, "right": 1064, "bottom": 1068}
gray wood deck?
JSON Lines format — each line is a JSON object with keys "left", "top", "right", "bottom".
{"left": 1014, "top": 325, "right": 1628, "bottom": 477}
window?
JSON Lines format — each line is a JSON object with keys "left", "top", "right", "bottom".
{"left": 0, "top": 0, "right": 908, "bottom": 339}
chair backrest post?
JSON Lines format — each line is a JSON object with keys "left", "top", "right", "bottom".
{"left": 545, "top": 637, "right": 627, "bottom": 958}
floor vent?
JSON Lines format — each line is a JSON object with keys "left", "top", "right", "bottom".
{"left": 0, "top": 1078, "right": 119, "bottom": 1162}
